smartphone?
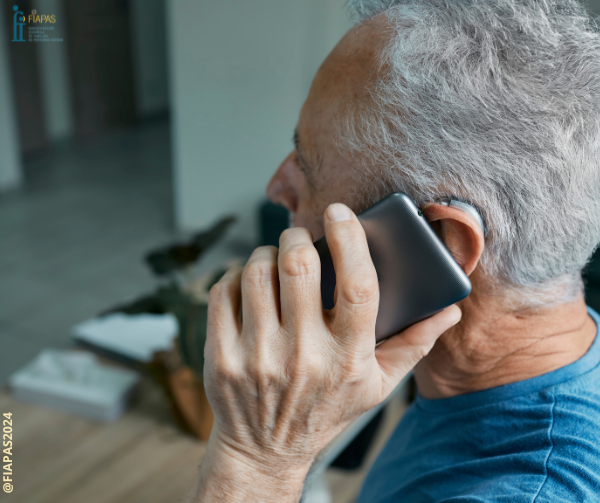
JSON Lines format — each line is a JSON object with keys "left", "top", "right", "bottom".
{"left": 314, "top": 192, "right": 471, "bottom": 343}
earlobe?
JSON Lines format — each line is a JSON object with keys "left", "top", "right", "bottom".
{"left": 421, "top": 204, "right": 485, "bottom": 276}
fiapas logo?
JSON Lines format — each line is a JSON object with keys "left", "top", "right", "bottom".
{"left": 11, "top": 5, "right": 57, "bottom": 42}
{"left": 11, "top": 5, "right": 25, "bottom": 42}
{"left": 27, "top": 8, "right": 56, "bottom": 24}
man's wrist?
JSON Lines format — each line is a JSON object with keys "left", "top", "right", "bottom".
{"left": 191, "top": 436, "right": 311, "bottom": 503}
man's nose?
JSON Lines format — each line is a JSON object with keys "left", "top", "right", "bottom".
{"left": 266, "top": 151, "right": 299, "bottom": 213}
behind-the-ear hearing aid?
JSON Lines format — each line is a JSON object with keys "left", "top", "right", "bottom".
{"left": 437, "top": 197, "right": 487, "bottom": 238}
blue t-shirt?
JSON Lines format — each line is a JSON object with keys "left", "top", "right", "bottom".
{"left": 358, "top": 306, "right": 600, "bottom": 502}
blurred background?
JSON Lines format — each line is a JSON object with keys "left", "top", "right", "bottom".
{"left": 0, "top": 0, "right": 352, "bottom": 381}
{"left": 2, "top": 1, "right": 600, "bottom": 502}
{"left": 0, "top": 1, "right": 381, "bottom": 502}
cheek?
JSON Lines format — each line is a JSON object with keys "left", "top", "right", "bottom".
{"left": 292, "top": 200, "right": 326, "bottom": 241}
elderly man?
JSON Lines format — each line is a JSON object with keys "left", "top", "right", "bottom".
{"left": 187, "top": 0, "right": 600, "bottom": 501}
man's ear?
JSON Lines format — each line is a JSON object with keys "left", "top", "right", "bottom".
{"left": 421, "top": 203, "right": 485, "bottom": 276}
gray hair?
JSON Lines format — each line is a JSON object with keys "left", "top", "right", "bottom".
{"left": 342, "top": 0, "right": 600, "bottom": 308}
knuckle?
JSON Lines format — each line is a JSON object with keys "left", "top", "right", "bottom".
{"left": 208, "top": 355, "right": 240, "bottom": 383}
{"left": 209, "top": 281, "right": 229, "bottom": 302}
{"left": 280, "top": 245, "right": 319, "bottom": 278}
{"left": 246, "top": 361, "right": 279, "bottom": 388}
{"left": 339, "top": 274, "right": 379, "bottom": 306}
{"left": 288, "top": 351, "right": 323, "bottom": 385}
{"left": 301, "top": 353, "right": 322, "bottom": 375}
{"left": 243, "top": 257, "right": 277, "bottom": 284}
{"left": 208, "top": 267, "right": 242, "bottom": 301}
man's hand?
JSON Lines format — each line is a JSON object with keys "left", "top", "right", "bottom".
{"left": 191, "top": 203, "right": 462, "bottom": 503}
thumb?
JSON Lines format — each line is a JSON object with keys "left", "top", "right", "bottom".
{"left": 375, "top": 305, "right": 462, "bottom": 394}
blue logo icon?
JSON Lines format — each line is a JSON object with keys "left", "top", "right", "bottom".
{"left": 12, "top": 5, "right": 25, "bottom": 42}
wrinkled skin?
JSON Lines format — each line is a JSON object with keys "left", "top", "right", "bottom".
{"left": 188, "top": 17, "right": 465, "bottom": 503}
{"left": 188, "top": 12, "right": 596, "bottom": 503}
{"left": 200, "top": 204, "right": 461, "bottom": 502}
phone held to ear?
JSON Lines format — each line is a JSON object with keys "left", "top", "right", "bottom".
{"left": 314, "top": 192, "right": 472, "bottom": 344}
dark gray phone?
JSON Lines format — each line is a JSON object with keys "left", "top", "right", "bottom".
{"left": 314, "top": 192, "right": 471, "bottom": 343}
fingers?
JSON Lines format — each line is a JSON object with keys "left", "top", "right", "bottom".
{"left": 278, "top": 227, "right": 323, "bottom": 333}
{"left": 375, "top": 305, "right": 462, "bottom": 393}
{"left": 324, "top": 204, "right": 379, "bottom": 340}
{"left": 207, "top": 266, "right": 244, "bottom": 357}
{"left": 241, "top": 246, "right": 280, "bottom": 335}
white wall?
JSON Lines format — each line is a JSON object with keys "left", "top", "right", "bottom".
{"left": 131, "top": 0, "right": 170, "bottom": 118}
{"left": 37, "top": 0, "right": 74, "bottom": 142}
{"left": 0, "top": 4, "right": 23, "bottom": 191}
{"left": 34, "top": 0, "right": 169, "bottom": 141}
{"left": 168, "top": 0, "right": 351, "bottom": 242}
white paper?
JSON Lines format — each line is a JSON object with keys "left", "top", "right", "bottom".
{"left": 72, "top": 312, "right": 178, "bottom": 362}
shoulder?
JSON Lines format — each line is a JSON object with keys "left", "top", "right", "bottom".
{"left": 530, "top": 383, "right": 600, "bottom": 501}
{"left": 360, "top": 369, "right": 600, "bottom": 503}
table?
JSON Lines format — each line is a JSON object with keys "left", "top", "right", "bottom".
{"left": 0, "top": 375, "right": 407, "bottom": 503}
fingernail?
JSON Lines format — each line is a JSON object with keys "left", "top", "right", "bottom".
{"left": 326, "top": 203, "right": 352, "bottom": 222}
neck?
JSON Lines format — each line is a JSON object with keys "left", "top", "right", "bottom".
{"left": 415, "top": 280, "right": 597, "bottom": 399}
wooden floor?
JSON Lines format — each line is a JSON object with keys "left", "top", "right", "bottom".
{"left": 1, "top": 376, "right": 205, "bottom": 503}
{"left": 0, "top": 376, "right": 405, "bottom": 503}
